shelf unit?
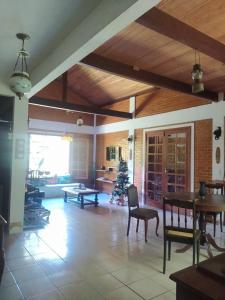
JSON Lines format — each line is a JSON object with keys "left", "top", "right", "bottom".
{"left": 95, "top": 169, "right": 116, "bottom": 193}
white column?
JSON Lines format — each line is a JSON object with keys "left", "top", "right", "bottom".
{"left": 212, "top": 101, "right": 224, "bottom": 180}
{"left": 93, "top": 115, "right": 97, "bottom": 187}
{"left": 10, "top": 96, "right": 29, "bottom": 233}
{"left": 128, "top": 96, "right": 135, "bottom": 183}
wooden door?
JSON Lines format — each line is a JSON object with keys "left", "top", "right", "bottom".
{"left": 145, "top": 127, "right": 191, "bottom": 207}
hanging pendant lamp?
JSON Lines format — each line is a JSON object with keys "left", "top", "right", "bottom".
{"left": 192, "top": 49, "right": 204, "bottom": 94}
{"left": 9, "top": 33, "right": 32, "bottom": 99}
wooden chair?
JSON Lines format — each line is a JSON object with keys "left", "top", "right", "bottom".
{"left": 0, "top": 215, "right": 7, "bottom": 283}
{"left": 163, "top": 196, "right": 200, "bottom": 274}
{"left": 205, "top": 183, "right": 223, "bottom": 237}
{"left": 127, "top": 184, "right": 159, "bottom": 242}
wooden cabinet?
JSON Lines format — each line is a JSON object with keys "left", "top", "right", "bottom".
{"left": 95, "top": 170, "right": 116, "bottom": 194}
{"left": 170, "top": 253, "right": 225, "bottom": 300}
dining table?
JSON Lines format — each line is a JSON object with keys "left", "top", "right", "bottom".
{"left": 164, "top": 191, "right": 225, "bottom": 258}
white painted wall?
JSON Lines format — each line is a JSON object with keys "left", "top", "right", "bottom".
{"left": 10, "top": 97, "right": 29, "bottom": 233}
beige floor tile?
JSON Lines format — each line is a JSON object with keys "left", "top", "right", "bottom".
{"left": 12, "top": 264, "right": 47, "bottom": 285}
{"left": 5, "top": 198, "right": 220, "bottom": 299}
{"left": 153, "top": 291, "right": 176, "bottom": 300}
{"left": 87, "top": 273, "right": 123, "bottom": 296}
{"left": 0, "top": 285, "right": 24, "bottom": 300}
{"left": 19, "top": 276, "right": 56, "bottom": 298}
{"left": 0, "top": 271, "right": 16, "bottom": 289}
{"left": 128, "top": 277, "right": 168, "bottom": 300}
{"left": 47, "top": 269, "right": 84, "bottom": 287}
{"left": 59, "top": 281, "right": 104, "bottom": 300}
{"left": 7, "top": 255, "right": 36, "bottom": 271}
{"left": 5, "top": 247, "right": 30, "bottom": 260}
{"left": 112, "top": 267, "right": 147, "bottom": 284}
{"left": 106, "top": 286, "right": 143, "bottom": 300}
{"left": 28, "top": 289, "right": 65, "bottom": 300}
{"left": 151, "top": 273, "right": 176, "bottom": 290}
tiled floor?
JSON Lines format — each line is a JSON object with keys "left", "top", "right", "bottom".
{"left": 1, "top": 196, "right": 225, "bottom": 300}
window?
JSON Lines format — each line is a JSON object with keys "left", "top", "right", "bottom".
{"left": 29, "top": 134, "right": 70, "bottom": 177}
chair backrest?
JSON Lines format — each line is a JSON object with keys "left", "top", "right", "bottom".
{"left": 127, "top": 184, "right": 139, "bottom": 209}
{"left": 205, "top": 183, "right": 223, "bottom": 195}
{"left": 163, "top": 196, "right": 196, "bottom": 232}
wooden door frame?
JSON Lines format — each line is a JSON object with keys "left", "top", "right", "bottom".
{"left": 142, "top": 123, "right": 194, "bottom": 203}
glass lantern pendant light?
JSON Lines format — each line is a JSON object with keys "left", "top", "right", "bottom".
{"left": 76, "top": 116, "right": 84, "bottom": 126}
{"left": 192, "top": 49, "right": 204, "bottom": 94}
{"left": 9, "top": 33, "right": 32, "bottom": 99}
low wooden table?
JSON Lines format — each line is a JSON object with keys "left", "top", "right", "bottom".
{"left": 170, "top": 253, "right": 225, "bottom": 300}
{"left": 62, "top": 187, "right": 99, "bottom": 209}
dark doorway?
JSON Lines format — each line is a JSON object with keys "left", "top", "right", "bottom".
{"left": 0, "top": 96, "right": 13, "bottom": 222}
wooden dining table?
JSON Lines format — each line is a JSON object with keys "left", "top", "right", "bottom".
{"left": 164, "top": 192, "right": 225, "bottom": 258}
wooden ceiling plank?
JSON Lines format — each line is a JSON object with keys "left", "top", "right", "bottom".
{"left": 136, "top": 7, "right": 225, "bottom": 64}
{"left": 29, "top": 97, "right": 132, "bottom": 119}
{"left": 81, "top": 53, "right": 218, "bottom": 102}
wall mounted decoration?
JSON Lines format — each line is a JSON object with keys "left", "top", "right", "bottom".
{"left": 216, "top": 147, "right": 220, "bottom": 164}
{"left": 106, "top": 146, "right": 122, "bottom": 161}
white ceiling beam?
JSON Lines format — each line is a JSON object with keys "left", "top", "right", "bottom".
{"left": 29, "top": 0, "right": 160, "bottom": 97}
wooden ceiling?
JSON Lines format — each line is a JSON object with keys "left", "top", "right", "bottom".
{"left": 34, "top": 0, "right": 225, "bottom": 110}
{"left": 67, "top": 65, "right": 153, "bottom": 106}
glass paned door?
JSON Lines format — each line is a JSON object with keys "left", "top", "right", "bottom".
{"left": 145, "top": 132, "right": 164, "bottom": 203}
{"left": 145, "top": 127, "right": 190, "bottom": 206}
{"left": 165, "top": 129, "right": 190, "bottom": 194}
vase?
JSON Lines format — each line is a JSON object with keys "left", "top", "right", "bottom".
{"left": 199, "top": 181, "right": 206, "bottom": 198}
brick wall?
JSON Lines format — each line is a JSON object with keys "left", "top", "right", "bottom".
{"left": 96, "top": 131, "right": 128, "bottom": 192}
{"left": 134, "top": 129, "right": 144, "bottom": 197}
{"left": 194, "top": 119, "right": 212, "bottom": 191}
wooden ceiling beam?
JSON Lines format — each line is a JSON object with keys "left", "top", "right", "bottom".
{"left": 62, "top": 72, "right": 68, "bottom": 102}
{"left": 81, "top": 53, "right": 218, "bottom": 102}
{"left": 136, "top": 7, "right": 225, "bottom": 64}
{"left": 29, "top": 97, "right": 132, "bottom": 119}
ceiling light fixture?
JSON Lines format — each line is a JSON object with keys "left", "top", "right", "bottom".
{"left": 9, "top": 33, "right": 32, "bottom": 99}
{"left": 192, "top": 49, "right": 204, "bottom": 94}
{"left": 76, "top": 116, "right": 84, "bottom": 127}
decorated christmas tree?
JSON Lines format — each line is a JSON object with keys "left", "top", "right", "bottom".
{"left": 111, "top": 159, "right": 129, "bottom": 205}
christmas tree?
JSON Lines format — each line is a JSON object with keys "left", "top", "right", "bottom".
{"left": 111, "top": 159, "right": 129, "bottom": 205}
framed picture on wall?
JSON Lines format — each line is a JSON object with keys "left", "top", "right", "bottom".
{"left": 106, "top": 146, "right": 122, "bottom": 161}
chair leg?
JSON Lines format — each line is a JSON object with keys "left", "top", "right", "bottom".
{"left": 144, "top": 219, "right": 148, "bottom": 242}
{"left": 168, "top": 241, "right": 171, "bottom": 261}
{"left": 220, "top": 212, "right": 223, "bottom": 232}
{"left": 163, "top": 240, "right": 167, "bottom": 274}
{"left": 197, "top": 239, "right": 200, "bottom": 264}
{"left": 136, "top": 219, "right": 139, "bottom": 233}
{"left": 127, "top": 216, "right": 131, "bottom": 237}
{"left": 213, "top": 214, "right": 216, "bottom": 237}
{"left": 193, "top": 239, "right": 196, "bottom": 265}
{"left": 155, "top": 215, "right": 159, "bottom": 237}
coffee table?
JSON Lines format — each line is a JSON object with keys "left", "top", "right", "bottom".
{"left": 62, "top": 187, "right": 99, "bottom": 209}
